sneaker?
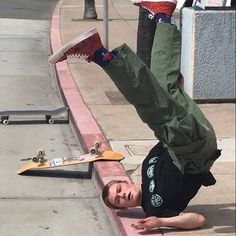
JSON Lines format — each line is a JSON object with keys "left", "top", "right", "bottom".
{"left": 131, "top": 0, "right": 177, "bottom": 17}
{"left": 49, "top": 28, "right": 103, "bottom": 64}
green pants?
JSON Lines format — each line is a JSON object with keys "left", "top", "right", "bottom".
{"left": 103, "top": 23, "right": 219, "bottom": 174}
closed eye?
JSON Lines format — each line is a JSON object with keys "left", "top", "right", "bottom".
{"left": 116, "top": 185, "right": 121, "bottom": 193}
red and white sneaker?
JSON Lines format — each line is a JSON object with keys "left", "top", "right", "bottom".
{"left": 131, "top": 0, "right": 177, "bottom": 17}
{"left": 49, "top": 28, "right": 103, "bottom": 64}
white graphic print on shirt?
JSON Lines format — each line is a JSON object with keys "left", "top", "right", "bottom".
{"left": 149, "top": 179, "right": 155, "bottom": 193}
{"left": 151, "top": 194, "right": 163, "bottom": 207}
{"left": 148, "top": 156, "right": 159, "bottom": 165}
{"left": 146, "top": 156, "right": 163, "bottom": 208}
{"left": 147, "top": 165, "right": 155, "bottom": 178}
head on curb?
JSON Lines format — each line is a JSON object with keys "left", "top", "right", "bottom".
{"left": 102, "top": 180, "right": 142, "bottom": 210}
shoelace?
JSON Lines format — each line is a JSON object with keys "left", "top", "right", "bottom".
{"left": 148, "top": 13, "right": 154, "bottom": 20}
{"left": 141, "top": 5, "right": 155, "bottom": 16}
{"left": 68, "top": 53, "right": 89, "bottom": 61}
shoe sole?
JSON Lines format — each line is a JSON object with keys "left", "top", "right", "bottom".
{"left": 49, "top": 28, "right": 97, "bottom": 64}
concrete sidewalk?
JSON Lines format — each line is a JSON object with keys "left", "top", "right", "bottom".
{"left": 50, "top": 0, "right": 235, "bottom": 235}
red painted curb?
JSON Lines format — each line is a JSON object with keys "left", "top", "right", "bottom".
{"left": 50, "top": 2, "right": 133, "bottom": 236}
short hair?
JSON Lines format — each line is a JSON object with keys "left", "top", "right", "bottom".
{"left": 102, "top": 180, "right": 128, "bottom": 210}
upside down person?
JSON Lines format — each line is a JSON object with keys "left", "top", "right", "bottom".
{"left": 49, "top": 0, "right": 221, "bottom": 231}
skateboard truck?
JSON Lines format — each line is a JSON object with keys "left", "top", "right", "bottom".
{"left": 89, "top": 142, "right": 101, "bottom": 156}
{"left": 20, "top": 149, "right": 46, "bottom": 164}
{"left": 33, "top": 149, "right": 46, "bottom": 163}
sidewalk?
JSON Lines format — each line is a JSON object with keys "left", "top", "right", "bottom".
{"left": 50, "top": 0, "right": 235, "bottom": 235}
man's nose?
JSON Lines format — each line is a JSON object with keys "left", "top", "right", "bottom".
{"left": 118, "top": 192, "right": 126, "bottom": 198}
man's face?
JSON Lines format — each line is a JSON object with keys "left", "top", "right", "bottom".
{"left": 107, "top": 182, "right": 141, "bottom": 209}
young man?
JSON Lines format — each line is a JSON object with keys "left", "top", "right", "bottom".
{"left": 49, "top": 0, "right": 221, "bottom": 231}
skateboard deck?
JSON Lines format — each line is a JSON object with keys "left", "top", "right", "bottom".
{"left": 0, "top": 107, "right": 68, "bottom": 124}
{"left": 17, "top": 146, "right": 124, "bottom": 175}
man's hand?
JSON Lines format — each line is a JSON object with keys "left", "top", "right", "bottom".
{"left": 131, "top": 216, "right": 163, "bottom": 230}
{"left": 131, "top": 213, "right": 206, "bottom": 231}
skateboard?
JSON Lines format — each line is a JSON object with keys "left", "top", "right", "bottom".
{"left": 17, "top": 142, "right": 124, "bottom": 174}
{"left": 0, "top": 107, "right": 68, "bottom": 125}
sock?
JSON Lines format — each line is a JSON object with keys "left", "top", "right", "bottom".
{"left": 93, "top": 47, "right": 116, "bottom": 67}
{"left": 155, "top": 13, "right": 171, "bottom": 24}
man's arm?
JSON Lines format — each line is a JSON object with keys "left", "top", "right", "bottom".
{"left": 131, "top": 212, "right": 205, "bottom": 230}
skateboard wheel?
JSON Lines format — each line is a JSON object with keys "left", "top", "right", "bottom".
{"left": 90, "top": 147, "right": 96, "bottom": 155}
{"left": 37, "top": 149, "right": 45, "bottom": 156}
{"left": 32, "top": 157, "right": 39, "bottom": 163}
{"left": 94, "top": 142, "right": 101, "bottom": 148}
{"left": 48, "top": 118, "right": 54, "bottom": 124}
{"left": 2, "top": 119, "right": 9, "bottom": 125}
{"left": 45, "top": 115, "right": 54, "bottom": 124}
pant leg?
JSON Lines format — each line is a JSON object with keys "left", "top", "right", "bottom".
{"left": 137, "top": 7, "right": 156, "bottom": 67}
{"left": 148, "top": 24, "right": 219, "bottom": 173}
{"left": 103, "top": 42, "right": 187, "bottom": 137}
{"left": 150, "top": 24, "right": 200, "bottom": 111}
{"left": 102, "top": 24, "right": 218, "bottom": 174}
{"left": 150, "top": 23, "right": 181, "bottom": 94}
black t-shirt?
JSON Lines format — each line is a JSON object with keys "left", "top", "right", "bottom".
{"left": 141, "top": 142, "right": 204, "bottom": 217}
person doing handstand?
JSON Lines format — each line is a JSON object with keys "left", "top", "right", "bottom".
{"left": 49, "top": 0, "right": 221, "bottom": 231}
